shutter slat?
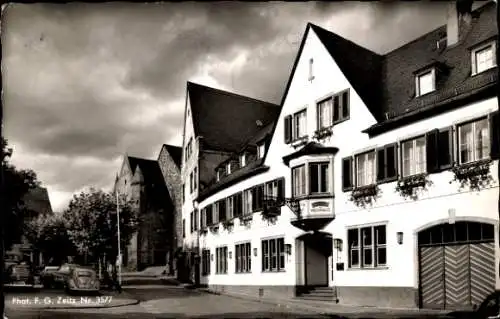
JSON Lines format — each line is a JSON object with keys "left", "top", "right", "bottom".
{"left": 490, "top": 111, "right": 499, "bottom": 160}
{"left": 385, "top": 144, "right": 397, "bottom": 181}
{"left": 426, "top": 129, "right": 439, "bottom": 173}
{"left": 342, "top": 157, "right": 353, "bottom": 191}
{"left": 277, "top": 178, "right": 284, "bottom": 201}
{"left": 376, "top": 148, "right": 386, "bottom": 182}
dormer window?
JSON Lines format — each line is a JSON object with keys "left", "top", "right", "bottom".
{"left": 240, "top": 154, "right": 246, "bottom": 167}
{"left": 257, "top": 143, "right": 265, "bottom": 159}
{"left": 216, "top": 170, "right": 221, "bottom": 182}
{"left": 415, "top": 69, "right": 435, "bottom": 97}
{"left": 226, "top": 163, "right": 231, "bottom": 175}
{"left": 472, "top": 41, "right": 496, "bottom": 75}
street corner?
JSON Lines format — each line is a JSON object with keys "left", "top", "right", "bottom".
{"left": 5, "top": 294, "right": 140, "bottom": 310}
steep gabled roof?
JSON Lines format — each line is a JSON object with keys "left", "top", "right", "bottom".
{"left": 161, "top": 144, "right": 182, "bottom": 168}
{"left": 310, "top": 24, "right": 385, "bottom": 121}
{"left": 187, "top": 82, "right": 281, "bottom": 152}
{"left": 22, "top": 186, "right": 52, "bottom": 215}
{"left": 128, "top": 156, "right": 172, "bottom": 208}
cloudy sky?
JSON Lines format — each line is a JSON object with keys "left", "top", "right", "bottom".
{"left": 2, "top": 1, "right": 455, "bottom": 212}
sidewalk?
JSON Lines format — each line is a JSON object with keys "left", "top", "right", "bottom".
{"left": 5, "top": 290, "right": 139, "bottom": 310}
{"left": 197, "top": 287, "right": 453, "bottom": 318}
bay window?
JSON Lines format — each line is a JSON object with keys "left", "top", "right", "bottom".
{"left": 292, "top": 165, "right": 306, "bottom": 197}
{"left": 310, "top": 162, "right": 330, "bottom": 193}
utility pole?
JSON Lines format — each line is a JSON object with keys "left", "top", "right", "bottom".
{"left": 0, "top": 25, "right": 5, "bottom": 317}
{"left": 116, "top": 191, "right": 122, "bottom": 285}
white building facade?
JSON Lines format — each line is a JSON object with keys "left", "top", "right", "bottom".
{"left": 181, "top": 1, "right": 499, "bottom": 310}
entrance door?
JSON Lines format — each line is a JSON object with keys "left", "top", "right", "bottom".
{"left": 302, "top": 232, "right": 332, "bottom": 287}
{"left": 418, "top": 222, "right": 496, "bottom": 310}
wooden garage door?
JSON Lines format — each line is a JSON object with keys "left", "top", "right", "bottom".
{"left": 418, "top": 222, "right": 496, "bottom": 310}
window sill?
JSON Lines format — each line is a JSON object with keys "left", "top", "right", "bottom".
{"left": 471, "top": 65, "right": 497, "bottom": 78}
{"left": 347, "top": 266, "right": 389, "bottom": 271}
{"left": 215, "top": 272, "right": 228, "bottom": 275}
{"left": 262, "top": 270, "right": 286, "bottom": 273}
{"left": 293, "top": 193, "right": 334, "bottom": 200}
{"left": 234, "top": 271, "right": 252, "bottom": 275}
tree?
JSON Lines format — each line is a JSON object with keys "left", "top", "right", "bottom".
{"left": 1, "top": 137, "right": 41, "bottom": 251}
{"left": 62, "top": 188, "right": 138, "bottom": 266}
{"left": 24, "top": 213, "right": 77, "bottom": 265}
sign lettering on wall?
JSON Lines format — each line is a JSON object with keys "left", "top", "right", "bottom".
{"left": 310, "top": 201, "right": 329, "bottom": 213}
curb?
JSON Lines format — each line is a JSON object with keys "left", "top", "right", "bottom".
{"left": 8, "top": 299, "right": 141, "bottom": 310}
{"left": 197, "top": 288, "right": 453, "bottom": 317}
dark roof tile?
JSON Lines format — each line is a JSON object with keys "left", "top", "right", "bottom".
{"left": 187, "top": 82, "right": 281, "bottom": 152}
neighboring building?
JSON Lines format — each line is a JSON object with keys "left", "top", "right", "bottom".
{"left": 183, "top": 1, "right": 498, "bottom": 311}
{"left": 157, "top": 143, "right": 183, "bottom": 274}
{"left": 7, "top": 186, "right": 53, "bottom": 266}
{"left": 114, "top": 151, "right": 180, "bottom": 271}
{"left": 180, "top": 81, "right": 280, "bottom": 283}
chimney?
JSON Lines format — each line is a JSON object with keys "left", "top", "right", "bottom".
{"left": 446, "top": 0, "right": 473, "bottom": 47}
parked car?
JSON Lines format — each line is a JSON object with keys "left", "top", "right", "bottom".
{"left": 4, "top": 263, "right": 42, "bottom": 289}
{"left": 53, "top": 263, "right": 78, "bottom": 288}
{"left": 40, "top": 266, "right": 60, "bottom": 288}
{"left": 64, "top": 267, "right": 100, "bottom": 294}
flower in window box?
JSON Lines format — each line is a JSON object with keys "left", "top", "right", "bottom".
{"left": 451, "top": 159, "right": 493, "bottom": 192}
{"left": 313, "top": 127, "right": 333, "bottom": 141}
{"left": 395, "top": 173, "right": 432, "bottom": 200}
{"left": 349, "top": 185, "right": 380, "bottom": 208}
{"left": 222, "top": 219, "right": 234, "bottom": 231}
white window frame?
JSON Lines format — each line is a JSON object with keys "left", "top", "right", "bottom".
{"left": 415, "top": 68, "right": 436, "bottom": 97}
{"left": 243, "top": 189, "right": 253, "bottom": 215}
{"left": 293, "top": 109, "right": 307, "bottom": 140}
{"left": 472, "top": 41, "right": 497, "bottom": 75}
{"left": 235, "top": 242, "right": 251, "bottom": 273}
{"left": 348, "top": 225, "right": 386, "bottom": 269}
{"left": 309, "top": 162, "right": 330, "bottom": 194}
{"left": 401, "top": 136, "right": 427, "bottom": 178}
{"left": 266, "top": 180, "right": 279, "bottom": 198}
{"left": 226, "top": 196, "right": 234, "bottom": 220}
{"left": 262, "top": 238, "right": 285, "bottom": 272}
{"left": 240, "top": 154, "right": 246, "bottom": 167}
{"left": 292, "top": 164, "right": 307, "bottom": 197}
{"left": 317, "top": 98, "right": 333, "bottom": 129}
{"left": 355, "top": 151, "right": 376, "bottom": 187}
{"left": 258, "top": 143, "right": 266, "bottom": 159}
{"left": 457, "top": 117, "right": 490, "bottom": 165}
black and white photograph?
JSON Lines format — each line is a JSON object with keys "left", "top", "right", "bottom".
{"left": 0, "top": 1, "right": 499, "bottom": 318}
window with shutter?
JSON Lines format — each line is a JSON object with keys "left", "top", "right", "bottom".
{"left": 385, "top": 144, "right": 397, "bottom": 180}
{"left": 490, "top": 111, "right": 499, "bottom": 160}
{"left": 438, "top": 128, "right": 453, "bottom": 169}
{"left": 277, "top": 178, "right": 285, "bottom": 201}
{"left": 284, "top": 115, "right": 292, "bottom": 144}
{"left": 342, "top": 157, "right": 354, "bottom": 191}
{"left": 376, "top": 148, "right": 385, "bottom": 182}
{"left": 219, "top": 200, "right": 227, "bottom": 221}
{"left": 426, "top": 129, "right": 439, "bottom": 174}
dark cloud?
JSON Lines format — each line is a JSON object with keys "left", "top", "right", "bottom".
{"left": 2, "top": 2, "right": 453, "bottom": 211}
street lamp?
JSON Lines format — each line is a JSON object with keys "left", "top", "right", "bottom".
{"left": 115, "top": 191, "right": 122, "bottom": 286}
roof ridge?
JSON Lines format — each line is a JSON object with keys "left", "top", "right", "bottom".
{"left": 127, "top": 155, "right": 157, "bottom": 163}
{"left": 310, "top": 23, "right": 382, "bottom": 57}
{"left": 163, "top": 143, "right": 181, "bottom": 149}
{"left": 187, "top": 81, "right": 279, "bottom": 108}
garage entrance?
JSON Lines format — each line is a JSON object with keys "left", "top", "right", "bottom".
{"left": 418, "top": 221, "right": 496, "bottom": 310}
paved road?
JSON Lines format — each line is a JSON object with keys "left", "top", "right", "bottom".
{"left": 3, "top": 285, "right": 463, "bottom": 319}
